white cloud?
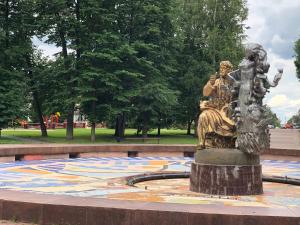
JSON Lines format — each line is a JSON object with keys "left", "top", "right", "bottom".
{"left": 264, "top": 50, "right": 300, "bottom": 122}
{"left": 268, "top": 94, "right": 300, "bottom": 109}
{"left": 246, "top": 0, "right": 300, "bottom": 59}
{"left": 271, "top": 34, "right": 286, "bottom": 46}
{"left": 246, "top": 0, "right": 300, "bottom": 122}
{"left": 268, "top": 94, "right": 288, "bottom": 108}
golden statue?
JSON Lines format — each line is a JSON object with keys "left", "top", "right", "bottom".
{"left": 197, "top": 61, "right": 236, "bottom": 149}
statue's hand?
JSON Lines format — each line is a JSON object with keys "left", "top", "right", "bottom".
{"left": 210, "top": 73, "right": 217, "bottom": 85}
{"left": 273, "top": 68, "right": 283, "bottom": 85}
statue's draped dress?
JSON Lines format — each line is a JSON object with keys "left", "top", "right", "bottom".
{"left": 198, "top": 77, "right": 235, "bottom": 148}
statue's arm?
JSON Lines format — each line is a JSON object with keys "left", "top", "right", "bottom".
{"left": 228, "top": 69, "right": 241, "bottom": 81}
{"left": 203, "top": 81, "right": 216, "bottom": 97}
{"left": 267, "top": 69, "right": 283, "bottom": 87}
{"left": 228, "top": 69, "right": 241, "bottom": 88}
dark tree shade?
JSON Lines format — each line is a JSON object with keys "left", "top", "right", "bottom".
{"left": 0, "top": 0, "right": 32, "bottom": 130}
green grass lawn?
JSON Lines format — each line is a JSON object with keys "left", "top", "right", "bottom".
{"left": 1, "top": 128, "right": 197, "bottom": 144}
{"left": 0, "top": 136, "right": 24, "bottom": 144}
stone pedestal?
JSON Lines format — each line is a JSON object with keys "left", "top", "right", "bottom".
{"left": 190, "top": 149, "right": 263, "bottom": 196}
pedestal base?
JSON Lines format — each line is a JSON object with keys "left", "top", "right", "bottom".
{"left": 190, "top": 149, "right": 263, "bottom": 196}
{"left": 190, "top": 162, "right": 263, "bottom": 195}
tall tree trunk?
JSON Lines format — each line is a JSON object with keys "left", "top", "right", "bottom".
{"left": 66, "top": 110, "right": 74, "bottom": 140}
{"left": 121, "top": 112, "right": 125, "bottom": 137}
{"left": 58, "top": 25, "right": 74, "bottom": 140}
{"left": 90, "top": 97, "right": 96, "bottom": 142}
{"left": 187, "top": 119, "right": 192, "bottom": 135}
{"left": 26, "top": 55, "right": 48, "bottom": 137}
{"left": 91, "top": 122, "right": 96, "bottom": 142}
{"left": 75, "top": 0, "right": 81, "bottom": 58}
{"left": 157, "top": 116, "right": 161, "bottom": 137}
{"left": 142, "top": 125, "right": 148, "bottom": 138}
{"left": 157, "top": 124, "right": 161, "bottom": 137}
{"left": 4, "top": 0, "right": 9, "bottom": 48}
{"left": 114, "top": 114, "right": 120, "bottom": 137}
{"left": 114, "top": 112, "right": 126, "bottom": 139}
{"left": 33, "top": 92, "right": 48, "bottom": 137}
{"left": 194, "top": 114, "right": 199, "bottom": 138}
{"left": 142, "top": 113, "right": 148, "bottom": 138}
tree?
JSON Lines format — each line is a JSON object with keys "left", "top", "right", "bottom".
{"left": 288, "top": 114, "right": 300, "bottom": 126}
{"left": 0, "top": 0, "right": 33, "bottom": 132}
{"left": 265, "top": 107, "right": 281, "bottom": 128}
{"left": 35, "top": 0, "right": 78, "bottom": 140}
{"left": 115, "top": 0, "right": 179, "bottom": 137}
{"left": 172, "top": 0, "right": 247, "bottom": 135}
{"left": 295, "top": 38, "right": 300, "bottom": 81}
{"left": 74, "top": 0, "right": 123, "bottom": 141}
{"left": 26, "top": 50, "right": 59, "bottom": 137}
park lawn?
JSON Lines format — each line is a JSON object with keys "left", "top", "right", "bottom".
{"left": 0, "top": 137, "right": 24, "bottom": 144}
{"left": 1, "top": 128, "right": 197, "bottom": 144}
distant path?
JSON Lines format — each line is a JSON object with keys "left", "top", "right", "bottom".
{"left": 1, "top": 129, "right": 300, "bottom": 150}
{"left": 1, "top": 135, "right": 46, "bottom": 144}
{"left": 270, "top": 129, "right": 300, "bottom": 150}
{"left": 0, "top": 221, "right": 34, "bottom": 225}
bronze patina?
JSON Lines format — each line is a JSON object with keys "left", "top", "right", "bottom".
{"left": 197, "top": 43, "right": 283, "bottom": 155}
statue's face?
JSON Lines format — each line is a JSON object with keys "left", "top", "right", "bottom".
{"left": 220, "top": 65, "right": 232, "bottom": 78}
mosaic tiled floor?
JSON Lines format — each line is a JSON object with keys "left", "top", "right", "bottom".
{"left": 0, "top": 157, "right": 299, "bottom": 209}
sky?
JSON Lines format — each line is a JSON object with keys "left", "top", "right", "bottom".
{"left": 34, "top": 0, "right": 300, "bottom": 123}
{"left": 245, "top": 0, "right": 300, "bottom": 123}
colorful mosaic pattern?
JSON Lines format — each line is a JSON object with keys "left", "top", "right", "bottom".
{"left": 0, "top": 157, "right": 299, "bottom": 209}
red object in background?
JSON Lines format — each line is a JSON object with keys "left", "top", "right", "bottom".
{"left": 23, "top": 155, "right": 44, "bottom": 161}
{"left": 285, "top": 123, "right": 293, "bottom": 129}
{"left": 20, "top": 120, "right": 28, "bottom": 129}
{"left": 75, "top": 122, "right": 86, "bottom": 128}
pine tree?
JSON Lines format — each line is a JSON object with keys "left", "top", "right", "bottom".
{"left": 115, "top": 0, "right": 179, "bottom": 137}
{"left": 0, "top": 0, "right": 33, "bottom": 131}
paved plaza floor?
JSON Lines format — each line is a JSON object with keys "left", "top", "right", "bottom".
{"left": 0, "top": 221, "right": 32, "bottom": 225}
{"left": 270, "top": 129, "right": 300, "bottom": 150}
{"left": 0, "top": 157, "right": 299, "bottom": 209}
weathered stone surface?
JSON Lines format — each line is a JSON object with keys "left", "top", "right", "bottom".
{"left": 190, "top": 162, "right": 263, "bottom": 196}
{"left": 232, "top": 43, "right": 283, "bottom": 155}
{"left": 195, "top": 149, "right": 260, "bottom": 165}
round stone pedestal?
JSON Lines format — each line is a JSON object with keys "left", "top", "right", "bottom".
{"left": 190, "top": 149, "right": 263, "bottom": 196}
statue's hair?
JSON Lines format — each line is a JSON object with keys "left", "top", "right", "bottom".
{"left": 220, "top": 60, "right": 233, "bottom": 69}
{"left": 244, "top": 43, "right": 267, "bottom": 61}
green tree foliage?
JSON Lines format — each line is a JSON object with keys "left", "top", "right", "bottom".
{"left": 26, "top": 51, "right": 57, "bottom": 137}
{"left": 288, "top": 114, "right": 300, "bottom": 126}
{"left": 295, "top": 38, "right": 300, "bottom": 81}
{"left": 0, "top": 0, "right": 33, "bottom": 130}
{"left": 173, "top": 0, "right": 248, "bottom": 134}
{"left": 115, "top": 0, "right": 179, "bottom": 136}
{"left": 77, "top": 0, "right": 121, "bottom": 141}
{"left": 265, "top": 107, "right": 281, "bottom": 128}
{"left": 35, "top": 0, "right": 81, "bottom": 140}
{"left": 0, "top": 0, "right": 250, "bottom": 140}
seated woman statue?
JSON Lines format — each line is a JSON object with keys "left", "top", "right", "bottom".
{"left": 197, "top": 61, "right": 237, "bottom": 149}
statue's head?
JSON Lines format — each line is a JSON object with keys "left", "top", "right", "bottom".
{"left": 219, "top": 61, "right": 233, "bottom": 78}
{"left": 245, "top": 43, "right": 270, "bottom": 73}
